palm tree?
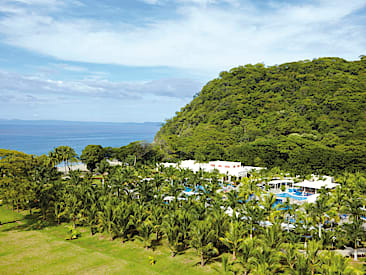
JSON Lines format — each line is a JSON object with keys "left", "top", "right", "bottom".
{"left": 310, "top": 189, "right": 336, "bottom": 240}
{"left": 294, "top": 253, "right": 312, "bottom": 275}
{"left": 136, "top": 220, "right": 154, "bottom": 249}
{"left": 209, "top": 206, "right": 229, "bottom": 252}
{"left": 216, "top": 254, "right": 234, "bottom": 275}
{"left": 261, "top": 193, "right": 279, "bottom": 222}
{"left": 54, "top": 146, "right": 78, "bottom": 173}
{"left": 295, "top": 203, "right": 316, "bottom": 248}
{"left": 87, "top": 202, "right": 99, "bottom": 236}
{"left": 306, "top": 240, "right": 323, "bottom": 275}
{"left": 163, "top": 212, "right": 183, "bottom": 257}
{"left": 177, "top": 208, "right": 194, "bottom": 248}
{"left": 239, "top": 199, "right": 265, "bottom": 238}
{"left": 225, "top": 190, "right": 241, "bottom": 219}
{"left": 54, "top": 201, "right": 65, "bottom": 224}
{"left": 249, "top": 245, "right": 281, "bottom": 275}
{"left": 263, "top": 222, "right": 283, "bottom": 250}
{"left": 237, "top": 237, "right": 258, "bottom": 275}
{"left": 344, "top": 194, "right": 365, "bottom": 222}
{"left": 343, "top": 219, "right": 365, "bottom": 261}
{"left": 220, "top": 220, "right": 244, "bottom": 260}
{"left": 98, "top": 196, "right": 117, "bottom": 240}
{"left": 280, "top": 243, "right": 298, "bottom": 273}
{"left": 330, "top": 185, "right": 346, "bottom": 218}
{"left": 320, "top": 251, "right": 354, "bottom": 274}
{"left": 150, "top": 205, "right": 164, "bottom": 241}
{"left": 65, "top": 171, "right": 84, "bottom": 228}
{"left": 135, "top": 179, "right": 154, "bottom": 203}
{"left": 190, "top": 219, "right": 218, "bottom": 266}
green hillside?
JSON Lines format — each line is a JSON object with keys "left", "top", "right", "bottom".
{"left": 155, "top": 57, "right": 366, "bottom": 175}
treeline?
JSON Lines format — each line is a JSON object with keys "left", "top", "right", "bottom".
{"left": 0, "top": 148, "right": 365, "bottom": 273}
{"left": 155, "top": 57, "right": 366, "bottom": 174}
{"left": 44, "top": 142, "right": 163, "bottom": 173}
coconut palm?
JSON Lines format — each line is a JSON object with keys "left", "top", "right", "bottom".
{"left": 87, "top": 202, "right": 99, "bottom": 235}
{"left": 263, "top": 222, "right": 284, "bottom": 250}
{"left": 136, "top": 179, "right": 154, "bottom": 203}
{"left": 54, "top": 146, "right": 78, "bottom": 173}
{"left": 209, "top": 206, "right": 229, "bottom": 251}
{"left": 343, "top": 219, "right": 365, "bottom": 261}
{"left": 65, "top": 171, "right": 84, "bottom": 228}
{"left": 112, "top": 201, "right": 132, "bottom": 242}
{"left": 220, "top": 220, "right": 244, "bottom": 260}
{"left": 237, "top": 237, "right": 258, "bottom": 275}
{"left": 216, "top": 254, "right": 234, "bottom": 275}
{"left": 249, "top": 245, "right": 281, "bottom": 275}
{"left": 177, "top": 208, "right": 194, "bottom": 248}
{"left": 280, "top": 243, "right": 298, "bottom": 273}
{"left": 344, "top": 194, "right": 365, "bottom": 222}
{"left": 54, "top": 201, "right": 65, "bottom": 224}
{"left": 330, "top": 185, "right": 346, "bottom": 218}
{"left": 306, "top": 240, "right": 323, "bottom": 275}
{"left": 163, "top": 212, "right": 183, "bottom": 257}
{"left": 320, "top": 251, "right": 354, "bottom": 274}
{"left": 240, "top": 199, "right": 265, "bottom": 238}
{"left": 190, "top": 219, "right": 218, "bottom": 266}
{"left": 293, "top": 253, "right": 312, "bottom": 275}
{"left": 136, "top": 220, "right": 154, "bottom": 249}
{"left": 149, "top": 205, "right": 164, "bottom": 241}
{"left": 225, "top": 190, "right": 241, "bottom": 219}
{"left": 98, "top": 196, "right": 117, "bottom": 240}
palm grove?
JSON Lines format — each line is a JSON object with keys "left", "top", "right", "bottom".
{"left": 1, "top": 56, "right": 366, "bottom": 273}
{"left": 0, "top": 145, "right": 365, "bottom": 274}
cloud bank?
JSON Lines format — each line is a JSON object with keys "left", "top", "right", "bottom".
{"left": 0, "top": 0, "right": 364, "bottom": 72}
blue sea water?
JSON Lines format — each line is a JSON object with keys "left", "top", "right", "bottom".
{"left": 0, "top": 120, "right": 161, "bottom": 156}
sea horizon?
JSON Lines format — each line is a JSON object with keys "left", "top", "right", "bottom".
{"left": 0, "top": 119, "right": 161, "bottom": 156}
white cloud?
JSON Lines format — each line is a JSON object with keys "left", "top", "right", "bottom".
{"left": 139, "top": 0, "right": 161, "bottom": 4}
{"left": 0, "top": 70, "right": 203, "bottom": 101}
{"left": 0, "top": 0, "right": 365, "bottom": 73}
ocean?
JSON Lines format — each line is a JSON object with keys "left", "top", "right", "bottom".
{"left": 0, "top": 120, "right": 161, "bottom": 156}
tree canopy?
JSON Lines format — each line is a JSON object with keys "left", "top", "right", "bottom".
{"left": 155, "top": 57, "right": 366, "bottom": 175}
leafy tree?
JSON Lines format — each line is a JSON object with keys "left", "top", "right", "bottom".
{"left": 155, "top": 57, "right": 366, "bottom": 174}
{"left": 80, "top": 145, "right": 105, "bottom": 172}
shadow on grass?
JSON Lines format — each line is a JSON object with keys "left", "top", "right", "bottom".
{"left": 0, "top": 211, "right": 59, "bottom": 233}
{"left": 151, "top": 238, "right": 164, "bottom": 250}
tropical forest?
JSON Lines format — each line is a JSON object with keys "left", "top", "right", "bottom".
{"left": 155, "top": 57, "right": 366, "bottom": 175}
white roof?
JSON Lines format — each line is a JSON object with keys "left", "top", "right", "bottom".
{"left": 306, "top": 194, "right": 320, "bottom": 203}
{"left": 294, "top": 180, "right": 339, "bottom": 190}
{"left": 268, "top": 179, "right": 294, "bottom": 185}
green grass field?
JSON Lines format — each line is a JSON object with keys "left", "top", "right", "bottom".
{"left": 0, "top": 207, "right": 219, "bottom": 274}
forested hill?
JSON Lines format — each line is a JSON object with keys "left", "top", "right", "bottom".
{"left": 154, "top": 57, "right": 366, "bottom": 175}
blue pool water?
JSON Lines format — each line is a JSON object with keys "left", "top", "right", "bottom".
{"left": 276, "top": 192, "right": 308, "bottom": 201}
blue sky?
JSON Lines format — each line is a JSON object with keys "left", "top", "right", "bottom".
{"left": 0, "top": 0, "right": 365, "bottom": 122}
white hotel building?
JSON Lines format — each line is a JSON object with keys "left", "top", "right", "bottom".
{"left": 161, "top": 160, "right": 263, "bottom": 179}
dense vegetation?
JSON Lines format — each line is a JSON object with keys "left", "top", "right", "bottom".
{"left": 155, "top": 57, "right": 366, "bottom": 175}
{"left": 1, "top": 148, "right": 365, "bottom": 274}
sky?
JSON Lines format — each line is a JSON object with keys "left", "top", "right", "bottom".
{"left": 0, "top": 0, "right": 365, "bottom": 122}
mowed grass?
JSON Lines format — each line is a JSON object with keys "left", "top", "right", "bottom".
{"left": 0, "top": 206, "right": 24, "bottom": 224}
{"left": 0, "top": 206, "right": 219, "bottom": 275}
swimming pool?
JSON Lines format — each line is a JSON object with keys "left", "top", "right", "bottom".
{"left": 276, "top": 192, "right": 308, "bottom": 201}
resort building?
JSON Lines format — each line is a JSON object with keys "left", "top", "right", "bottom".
{"left": 293, "top": 175, "right": 339, "bottom": 194}
{"left": 272, "top": 175, "right": 339, "bottom": 204}
{"left": 160, "top": 160, "right": 263, "bottom": 179}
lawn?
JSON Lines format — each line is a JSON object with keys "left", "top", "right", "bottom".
{"left": 0, "top": 206, "right": 219, "bottom": 275}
